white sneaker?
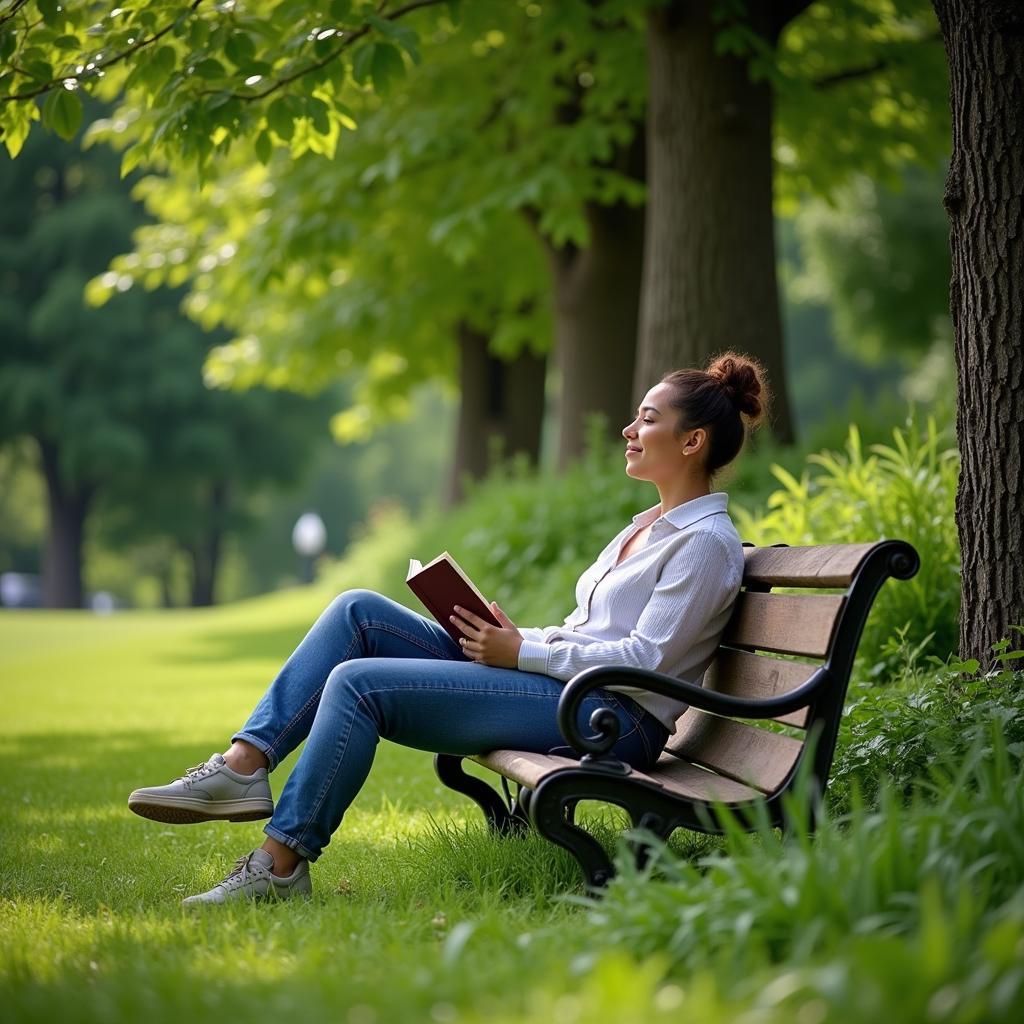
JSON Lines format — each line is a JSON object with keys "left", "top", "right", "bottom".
{"left": 128, "top": 753, "right": 273, "bottom": 824}
{"left": 182, "top": 849, "right": 312, "bottom": 907}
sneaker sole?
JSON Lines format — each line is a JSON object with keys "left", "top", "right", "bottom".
{"left": 128, "top": 794, "right": 273, "bottom": 824}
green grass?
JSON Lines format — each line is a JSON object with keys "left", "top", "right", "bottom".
{"left": 4, "top": 585, "right": 1023, "bottom": 1024}
{"left": 0, "top": 586, "right": 614, "bottom": 1023}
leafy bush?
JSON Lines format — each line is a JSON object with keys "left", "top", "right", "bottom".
{"left": 327, "top": 409, "right": 959, "bottom": 674}
{"left": 564, "top": 732, "right": 1024, "bottom": 1024}
{"left": 733, "top": 414, "right": 960, "bottom": 670}
{"left": 829, "top": 641, "right": 1024, "bottom": 812}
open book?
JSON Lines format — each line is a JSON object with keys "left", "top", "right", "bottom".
{"left": 406, "top": 551, "right": 501, "bottom": 647}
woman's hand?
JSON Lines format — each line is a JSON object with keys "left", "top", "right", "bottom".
{"left": 450, "top": 602, "right": 523, "bottom": 669}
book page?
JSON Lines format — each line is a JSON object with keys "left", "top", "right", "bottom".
{"left": 406, "top": 558, "right": 423, "bottom": 581}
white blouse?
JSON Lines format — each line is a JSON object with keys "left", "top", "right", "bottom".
{"left": 517, "top": 492, "right": 744, "bottom": 732}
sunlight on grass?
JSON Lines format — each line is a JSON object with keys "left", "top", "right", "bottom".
{"left": 0, "top": 590, "right": 593, "bottom": 1022}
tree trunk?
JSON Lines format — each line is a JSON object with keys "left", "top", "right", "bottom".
{"left": 635, "top": 0, "right": 795, "bottom": 443}
{"left": 933, "top": 0, "right": 1024, "bottom": 667}
{"left": 446, "top": 323, "right": 547, "bottom": 504}
{"left": 37, "top": 439, "right": 90, "bottom": 609}
{"left": 188, "top": 479, "right": 227, "bottom": 607}
{"left": 551, "top": 194, "right": 646, "bottom": 467}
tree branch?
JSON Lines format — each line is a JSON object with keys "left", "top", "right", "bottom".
{"left": 810, "top": 30, "right": 942, "bottom": 90}
{"left": 1, "top": 0, "right": 206, "bottom": 104}
{"left": 223, "top": 0, "right": 446, "bottom": 102}
{"left": 0, "top": 0, "right": 32, "bottom": 30}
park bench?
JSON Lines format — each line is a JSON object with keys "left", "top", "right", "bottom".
{"left": 435, "top": 538, "right": 920, "bottom": 890}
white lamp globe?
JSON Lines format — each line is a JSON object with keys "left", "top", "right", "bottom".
{"left": 292, "top": 512, "right": 327, "bottom": 558}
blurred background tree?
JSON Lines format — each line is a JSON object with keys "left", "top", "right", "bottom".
{"left": 0, "top": 113, "right": 336, "bottom": 606}
{"left": 0, "top": 1, "right": 963, "bottom": 611}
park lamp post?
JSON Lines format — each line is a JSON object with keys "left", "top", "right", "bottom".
{"left": 292, "top": 512, "right": 327, "bottom": 585}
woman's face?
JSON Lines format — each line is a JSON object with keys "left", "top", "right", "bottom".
{"left": 622, "top": 383, "right": 704, "bottom": 483}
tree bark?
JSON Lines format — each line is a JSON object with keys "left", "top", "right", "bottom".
{"left": 188, "top": 479, "right": 227, "bottom": 607}
{"left": 550, "top": 194, "right": 646, "bottom": 467}
{"left": 37, "top": 439, "right": 91, "bottom": 609}
{"left": 446, "top": 323, "right": 547, "bottom": 504}
{"left": 635, "top": 0, "right": 795, "bottom": 442}
{"left": 933, "top": 0, "right": 1024, "bottom": 667}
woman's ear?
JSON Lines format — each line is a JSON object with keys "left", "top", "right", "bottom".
{"left": 682, "top": 427, "right": 707, "bottom": 455}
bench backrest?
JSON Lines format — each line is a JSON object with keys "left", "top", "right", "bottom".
{"left": 664, "top": 540, "right": 920, "bottom": 798}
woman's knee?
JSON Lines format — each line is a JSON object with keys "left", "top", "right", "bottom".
{"left": 330, "top": 588, "right": 390, "bottom": 621}
{"left": 322, "top": 661, "right": 384, "bottom": 728}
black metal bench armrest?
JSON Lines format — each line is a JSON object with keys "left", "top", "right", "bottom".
{"left": 556, "top": 662, "right": 834, "bottom": 756}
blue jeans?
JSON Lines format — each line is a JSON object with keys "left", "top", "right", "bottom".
{"left": 233, "top": 589, "right": 669, "bottom": 862}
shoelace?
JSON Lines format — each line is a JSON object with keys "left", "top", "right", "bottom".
{"left": 179, "top": 759, "right": 218, "bottom": 788}
{"left": 218, "top": 853, "right": 272, "bottom": 892}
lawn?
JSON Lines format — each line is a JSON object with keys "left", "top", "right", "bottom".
{"left": 0, "top": 587, "right": 607, "bottom": 1023}
{"left": 4, "top": 585, "right": 1023, "bottom": 1024}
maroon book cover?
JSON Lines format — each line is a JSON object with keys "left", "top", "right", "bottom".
{"left": 406, "top": 551, "right": 501, "bottom": 647}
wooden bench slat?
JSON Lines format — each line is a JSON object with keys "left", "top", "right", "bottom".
{"left": 649, "top": 754, "right": 764, "bottom": 803}
{"left": 472, "top": 749, "right": 763, "bottom": 806}
{"left": 723, "top": 592, "right": 844, "bottom": 658}
{"left": 743, "top": 543, "right": 877, "bottom": 588}
{"left": 472, "top": 750, "right": 584, "bottom": 790}
{"left": 701, "top": 648, "right": 815, "bottom": 728}
{"left": 665, "top": 709, "right": 805, "bottom": 794}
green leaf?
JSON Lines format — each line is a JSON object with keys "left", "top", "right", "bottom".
{"left": 225, "top": 32, "right": 256, "bottom": 67}
{"left": 120, "top": 143, "right": 146, "bottom": 177}
{"left": 306, "top": 97, "right": 330, "bottom": 135}
{"left": 2, "top": 107, "right": 31, "bottom": 158}
{"left": 254, "top": 129, "right": 272, "bottom": 165}
{"left": 42, "top": 87, "right": 82, "bottom": 140}
{"left": 352, "top": 43, "right": 375, "bottom": 86}
{"left": 366, "top": 13, "right": 420, "bottom": 63}
{"left": 25, "top": 60, "right": 54, "bottom": 84}
{"left": 267, "top": 97, "right": 295, "bottom": 140}
{"left": 37, "top": 0, "right": 63, "bottom": 28}
{"left": 192, "top": 58, "right": 227, "bottom": 80}
{"left": 329, "top": 0, "right": 353, "bottom": 20}
{"left": 370, "top": 43, "right": 405, "bottom": 95}
{"left": 53, "top": 34, "right": 81, "bottom": 51}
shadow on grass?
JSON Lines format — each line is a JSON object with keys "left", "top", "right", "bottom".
{"left": 160, "top": 621, "right": 313, "bottom": 665}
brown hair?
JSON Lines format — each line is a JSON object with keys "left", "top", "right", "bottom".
{"left": 660, "top": 351, "right": 769, "bottom": 475}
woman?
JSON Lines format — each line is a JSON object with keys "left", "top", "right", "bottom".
{"left": 129, "top": 352, "right": 767, "bottom": 905}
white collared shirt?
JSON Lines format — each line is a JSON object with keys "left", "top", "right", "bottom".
{"left": 517, "top": 491, "right": 744, "bottom": 732}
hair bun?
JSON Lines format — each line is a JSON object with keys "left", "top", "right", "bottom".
{"left": 707, "top": 352, "right": 765, "bottom": 421}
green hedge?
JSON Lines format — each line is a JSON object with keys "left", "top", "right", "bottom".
{"left": 327, "top": 411, "right": 960, "bottom": 672}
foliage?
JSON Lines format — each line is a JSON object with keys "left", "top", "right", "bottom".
{"left": 572, "top": 733, "right": 1024, "bottom": 1024}
{"left": 829, "top": 636, "right": 1024, "bottom": 811}
{"left": 791, "top": 165, "right": 952, "bottom": 362}
{"left": 82, "top": 0, "right": 645, "bottom": 427}
{"left": 0, "top": 112, "right": 331, "bottom": 604}
{"left": 0, "top": 442, "right": 45, "bottom": 574}
{"left": 733, "top": 413, "right": 961, "bottom": 669}
{"left": 3, "top": 1, "right": 949, "bottom": 433}
{"left": 771, "top": 0, "right": 950, "bottom": 206}
{"left": 0, "top": 0, "right": 450, "bottom": 167}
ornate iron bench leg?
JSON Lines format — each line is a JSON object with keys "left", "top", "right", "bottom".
{"left": 529, "top": 774, "right": 615, "bottom": 891}
{"left": 434, "top": 754, "right": 522, "bottom": 835}
{"left": 628, "top": 808, "right": 675, "bottom": 872}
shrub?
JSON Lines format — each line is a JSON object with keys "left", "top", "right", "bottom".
{"left": 571, "top": 731, "right": 1024, "bottom": 1023}
{"left": 829, "top": 641, "right": 1024, "bottom": 812}
{"left": 733, "top": 413, "right": 960, "bottom": 671}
